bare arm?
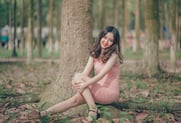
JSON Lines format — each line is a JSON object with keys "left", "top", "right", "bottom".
{"left": 72, "top": 56, "right": 93, "bottom": 87}
{"left": 85, "top": 53, "right": 118, "bottom": 86}
{"left": 82, "top": 56, "right": 94, "bottom": 76}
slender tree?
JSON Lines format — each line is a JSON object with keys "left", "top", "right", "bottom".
{"left": 98, "top": 0, "right": 104, "bottom": 30}
{"left": 114, "top": 0, "right": 119, "bottom": 27}
{"left": 54, "top": 0, "right": 61, "bottom": 51}
{"left": 133, "top": 0, "right": 141, "bottom": 52}
{"left": 159, "top": 0, "right": 164, "bottom": 50}
{"left": 8, "top": 0, "right": 13, "bottom": 50}
{"left": 12, "top": 0, "right": 17, "bottom": 57}
{"left": 47, "top": 0, "right": 54, "bottom": 55}
{"left": 20, "top": 0, "right": 25, "bottom": 55}
{"left": 170, "top": 0, "right": 177, "bottom": 72}
{"left": 26, "top": 0, "right": 34, "bottom": 64}
{"left": 121, "top": 0, "right": 127, "bottom": 55}
{"left": 37, "top": 0, "right": 42, "bottom": 58}
{"left": 143, "top": 0, "right": 160, "bottom": 76}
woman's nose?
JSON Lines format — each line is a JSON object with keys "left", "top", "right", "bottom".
{"left": 104, "top": 38, "right": 109, "bottom": 42}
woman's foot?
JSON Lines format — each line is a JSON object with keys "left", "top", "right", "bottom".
{"left": 40, "top": 111, "right": 48, "bottom": 117}
{"left": 27, "top": 110, "right": 41, "bottom": 119}
{"left": 86, "top": 108, "right": 100, "bottom": 122}
{"left": 28, "top": 110, "right": 49, "bottom": 119}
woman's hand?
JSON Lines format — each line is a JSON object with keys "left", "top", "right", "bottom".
{"left": 72, "top": 80, "right": 83, "bottom": 91}
{"left": 71, "top": 72, "right": 90, "bottom": 93}
{"left": 72, "top": 81, "right": 88, "bottom": 93}
{"left": 72, "top": 72, "right": 83, "bottom": 91}
{"left": 77, "top": 82, "right": 88, "bottom": 93}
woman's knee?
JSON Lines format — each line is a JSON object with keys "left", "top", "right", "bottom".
{"left": 69, "top": 94, "right": 84, "bottom": 107}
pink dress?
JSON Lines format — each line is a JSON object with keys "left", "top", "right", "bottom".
{"left": 89, "top": 59, "right": 120, "bottom": 104}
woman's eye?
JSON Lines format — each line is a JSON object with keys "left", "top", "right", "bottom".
{"left": 108, "top": 39, "right": 113, "bottom": 43}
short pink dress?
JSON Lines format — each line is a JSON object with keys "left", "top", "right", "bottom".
{"left": 89, "top": 59, "right": 120, "bottom": 104}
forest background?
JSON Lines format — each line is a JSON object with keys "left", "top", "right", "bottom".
{"left": 0, "top": 0, "right": 181, "bottom": 122}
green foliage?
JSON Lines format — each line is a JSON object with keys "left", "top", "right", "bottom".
{"left": 0, "top": 1, "right": 8, "bottom": 28}
{"left": 97, "top": 105, "right": 112, "bottom": 119}
{"left": 134, "top": 96, "right": 146, "bottom": 103}
{"left": 127, "top": 81, "right": 133, "bottom": 91}
{"left": 40, "top": 114, "right": 50, "bottom": 123}
{"left": 0, "top": 48, "right": 12, "bottom": 58}
{"left": 118, "top": 112, "right": 133, "bottom": 123}
{"left": 122, "top": 71, "right": 137, "bottom": 80}
{"left": 0, "top": 85, "right": 21, "bottom": 98}
{"left": 6, "top": 112, "right": 19, "bottom": 121}
{"left": 136, "top": 79, "right": 147, "bottom": 89}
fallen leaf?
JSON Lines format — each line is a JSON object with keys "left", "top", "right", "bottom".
{"left": 140, "top": 89, "right": 150, "bottom": 97}
{"left": 136, "top": 112, "right": 148, "bottom": 123}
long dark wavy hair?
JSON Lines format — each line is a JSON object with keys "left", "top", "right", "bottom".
{"left": 90, "top": 26, "right": 123, "bottom": 63}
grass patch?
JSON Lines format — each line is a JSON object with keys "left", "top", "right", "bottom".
{"left": 123, "top": 48, "right": 181, "bottom": 60}
{"left": 0, "top": 48, "right": 60, "bottom": 59}
{"left": 0, "top": 47, "right": 181, "bottom": 60}
{"left": 136, "top": 79, "right": 147, "bottom": 89}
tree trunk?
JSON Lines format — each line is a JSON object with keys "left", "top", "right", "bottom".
{"left": 54, "top": 0, "right": 61, "bottom": 51}
{"left": 37, "top": 0, "right": 42, "bottom": 58}
{"left": 20, "top": 0, "right": 25, "bottom": 56}
{"left": 47, "top": 0, "right": 54, "bottom": 55}
{"left": 170, "top": 0, "right": 177, "bottom": 72}
{"left": 143, "top": 0, "right": 160, "bottom": 76}
{"left": 8, "top": 0, "right": 13, "bottom": 50}
{"left": 41, "top": 0, "right": 93, "bottom": 115}
{"left": 114, "top": 0, "right": 119, "bottom": 28}
{"left": 12, "top": 0, "right": 17, "bottom": 57}
{"left": 133, "top": 0, "right": 141, "bottom": 53}
{"left": 98, "top": 0, "right": 104, "bottom": 30}
{"left": 121, "top": 0, "right": 127, "bottom": 55}
{"left": 26, "top": 0, "right": 34, "bottom": 64}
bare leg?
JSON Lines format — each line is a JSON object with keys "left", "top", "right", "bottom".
{"left": 81, "top": 88, "right": 96, "bottom": 110}
{"left": 41, "top": 73, "right": 97, "bottom": 118}
{"left": 40, "top": 93, "right": 85, "bottom": 116}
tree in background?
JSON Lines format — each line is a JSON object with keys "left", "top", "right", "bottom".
{"left": 121, "top": 0, "right": 127, "bottom": 55}
{"left": 47, "top": 0, "right": 54, "bottom": 55}
{"left": 170, "top": 0, "right": 177, "bottom": 72}
{"left": 143, "top": 0, "right": 160, "bottom": 76}
{"left": 26, "top": 0, "right": 34, "bottom": 64}
{"left": 113, "top": 0, "right": 120, "bottom": 28}
{"left": 37, "top": 0, "right": 42, "bottom": 58}
{"left": 41, "top": 0, "right": 93, "bottom": 115}
{"left": 97, "top": 0, "right": 105, "bottom": 30}
{"left": 20, "top": 0, "right": 25, "bottom": 55}
{"left": 12, "top": 0, "right": 17, "bottom": 57}
{"left": 8, "top": 0, "right": 13, "bottom": 50}
{"left": 133, "top": 0, "right": 141, "bottom": 53}
{"left": 55, "top": 0, "right": 61, "bottom": 51}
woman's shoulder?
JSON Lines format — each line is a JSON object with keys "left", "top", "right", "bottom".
{"left": 111, "top": 53, "right": 119, "bottom": 59}
{"left": 110, "top": 53, "right": 120, "bottom": 65}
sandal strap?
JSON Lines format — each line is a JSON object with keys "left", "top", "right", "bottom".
{"left": 88, "top": 109, "right": 97, "bottom": 113}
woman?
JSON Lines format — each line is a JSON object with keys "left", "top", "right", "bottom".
{"left": 30, "top": 26, "right": 123, "bottom": 122}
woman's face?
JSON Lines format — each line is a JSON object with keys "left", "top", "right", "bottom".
{"left": 100, "top": 32, "right": 114, "bottom": 49}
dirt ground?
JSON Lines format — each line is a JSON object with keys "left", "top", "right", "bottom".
{"left": 0, "top": 59, "right": 180, "bottom": 123}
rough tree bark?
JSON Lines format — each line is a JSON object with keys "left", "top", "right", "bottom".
{"left": 143, "top": 0, "right": 160, "bottom": 76}
{"left": 170, "top": 0, "right": 177, "bottom": 72}
{"left": 26, "top": 0, "right": 34, "bottom": 64}
{"left": 41, "top": 0, "right": 93, "bottom": 115}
